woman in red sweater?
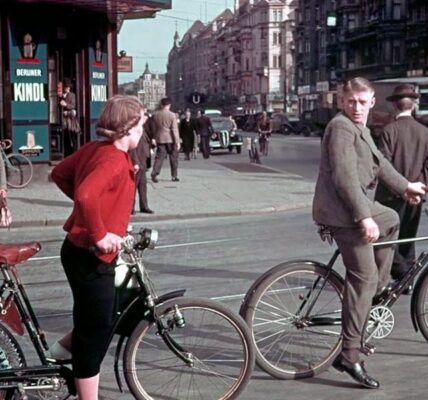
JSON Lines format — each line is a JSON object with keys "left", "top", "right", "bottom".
{"left": 51, "top": 95, "right": 146, "bottom": 400}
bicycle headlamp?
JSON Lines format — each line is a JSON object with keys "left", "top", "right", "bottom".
{"left": 139, "top": 228, "right": 158, "bottom": 250}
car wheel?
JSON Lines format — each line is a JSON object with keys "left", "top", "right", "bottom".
{"left": 280, "top": 125, "right": 289, "bottom": 135}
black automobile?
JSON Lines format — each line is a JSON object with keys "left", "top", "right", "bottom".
{"left": 209, "top": 117, "right": 243, "bottom": 154}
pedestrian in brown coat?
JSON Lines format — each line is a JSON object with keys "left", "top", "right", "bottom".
{"left": 375, "top": 84, "right": 428, "bottom": 292}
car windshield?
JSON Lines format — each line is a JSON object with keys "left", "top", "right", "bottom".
{"left": 212, "top": 119, "right": 232, "bottom": 131}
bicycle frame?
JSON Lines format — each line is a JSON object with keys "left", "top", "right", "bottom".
{"left": 0, "top": 229, "right": 189, "bottom": 397}
{"left": 300, "top": 236, "right": 428, "bottom": 331}
{"left": 0, "top": 262, "right": 76, "bottom": 394}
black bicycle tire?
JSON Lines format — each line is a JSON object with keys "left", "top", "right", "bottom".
{"left": 413, "top": 271, "right": 428, "bottom": 341}
{"left": 0, "top": 321, "right": 27, "bottom": 400}
{"left": 5, "top": 154, "right": 33, "bottom": 188}
{"left": 241, "top": 261, "right": 344, "bottom": 380}
{"left": 123, "top": 297, "right": 255, "bottom": 400}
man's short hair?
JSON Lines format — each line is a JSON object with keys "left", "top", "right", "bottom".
{"left": 160, "top": 97, "right": 172, "bottom": 107}
{"left": 343, "top": 77, "right": 374, "bottom": 94}
{"left": 395, "top": 97, "right": 416, "bottom": 112}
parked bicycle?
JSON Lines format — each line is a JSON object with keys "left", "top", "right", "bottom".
{"left": 0, "top": 140, "right": 33, "bottom": 188}
{"left": 240, "top": 235, "right": 428, "bottom": 380}
{"left": 0, "top": 227, "right": 255, "bottom": 399}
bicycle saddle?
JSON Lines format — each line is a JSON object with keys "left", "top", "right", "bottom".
{"left": 0, "top": 242, "right": 41, "bottom": 265}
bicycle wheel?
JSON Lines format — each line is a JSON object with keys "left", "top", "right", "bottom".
{"left": 123, "top": 297, "right": 255, "bottom": 400}
{"left": 240, "top": 261, "right": 344, "bottom": 379}
{"left": 413, "top": 271, "right": 428, "bottom": 341}
{"left": 5, "top": 154, "right": 33, "bottom": 188}
{"left": 0, "top": 322, "right": 26, "bottom": 399}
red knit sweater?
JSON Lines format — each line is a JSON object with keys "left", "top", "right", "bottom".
{"left": 51, "top": 141, "right": 135, "bottom": 263}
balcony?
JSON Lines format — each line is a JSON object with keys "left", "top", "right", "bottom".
{"left": 343, "top": 26, "right": 377, "bottom": 42}
{"left": 336, "top": 63, "right": 407, "bottom": 80}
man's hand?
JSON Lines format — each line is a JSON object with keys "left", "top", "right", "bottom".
{"left": 359, "top": 217, "right": 380, "bottom": 242}
{"left": 134, "top": 164, "right": 140, "bottom": 174}
{"left": 96, "top": 233, "right": 123, "bottom": 254}
{"left": 0, "top": 189, "right": 7, "bottom": 198}
{"left": 404, "top": 182, "right": 427, "bottom": 205}
{"left": 176, "top": 142, "right": 181, "bottom": 151}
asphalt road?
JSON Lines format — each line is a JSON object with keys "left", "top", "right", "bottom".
{"left": 3, "top": 135, "right": 428, "bottom": 399}
{"left": 6, "top": 209, "right": 428, "bottom": 400}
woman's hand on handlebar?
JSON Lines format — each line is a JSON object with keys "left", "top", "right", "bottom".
{"left": 96, "top": 233, "right": 123, "bottom": 254}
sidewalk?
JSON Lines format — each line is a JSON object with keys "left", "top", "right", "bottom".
{"left": 7, "top": 155, "right": 315, "bottom": 227}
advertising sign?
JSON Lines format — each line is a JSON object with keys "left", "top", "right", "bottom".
{"left": 89, "top": 37, "right": 108, "bottom": 140}
{"left": 9, "top": 20, "right": 49, "bottom": 161}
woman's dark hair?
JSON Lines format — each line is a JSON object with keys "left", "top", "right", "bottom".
{"left": 96, "top": 95, "right": 144, "bottom": 140}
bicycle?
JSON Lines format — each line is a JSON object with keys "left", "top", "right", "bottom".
{"left": 239, "top": 235, "right": 428, "bottom": 380}
{"left": 0, "top": 140, "right": 33, "bottom": 188}
{"left": 0, "top": 227, "right": 255, "bottom": 399}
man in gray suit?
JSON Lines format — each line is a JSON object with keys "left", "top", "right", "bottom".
{"left": 313, "top": 77, "right": 426, "bottom": 389}
{"left": 151, "top": 98, "right": 180, "bottom": 182}
{"left": 375, "top": 84, "right": 428, "bottom": 293}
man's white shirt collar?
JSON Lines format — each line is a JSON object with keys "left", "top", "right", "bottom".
{"left": 396, "top": 110, "right": 413, "bottom": 119}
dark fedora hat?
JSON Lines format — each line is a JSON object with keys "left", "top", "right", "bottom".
{"left": 386, "top": 84, "right": 420, "bottom": 101}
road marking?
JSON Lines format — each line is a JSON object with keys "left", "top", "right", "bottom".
{"left": 29, "top": 238, "right": 242, "bottom": 262}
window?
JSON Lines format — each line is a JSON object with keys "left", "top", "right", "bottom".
{"left": 273, "top": 32, "right": 281, "bottom": 45}
{"left": 348, "top": 13, "right": 356, "bottom": 30}
{"left": 392, "top": 39, "right": 401, "bottom": 64}
{"left": 273, "top": 55, "right": 281, "bottom": 68}
{"left": 261, "top": 52, "right": 268, "bottom": 66}
{"left": 273, "top": 10, "right": 278, "bottom": 22}
{"left": 393, "top": 0, "right": 402, "bottom": 20}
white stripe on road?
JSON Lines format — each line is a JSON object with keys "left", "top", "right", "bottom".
{"left": 29, "top": 238, "right": 242, "bottom": 262}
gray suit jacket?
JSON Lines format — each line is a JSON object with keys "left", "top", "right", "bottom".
{"left": 313, "top": 112, "right": 409, "bottom": 227}
{"left": 152, "top": 109, "right": 179, "bottom": 145}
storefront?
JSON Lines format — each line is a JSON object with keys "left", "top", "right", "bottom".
{"left": 0, "top": 0, "right": 171, "bottom": 164}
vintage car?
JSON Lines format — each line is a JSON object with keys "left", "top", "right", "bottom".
{"left": 209, "top": 116, "right": 243, "bottom": 154}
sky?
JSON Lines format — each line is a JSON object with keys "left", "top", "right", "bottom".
{"left": 118, "top": 0, "right": 236, "bottom": 83}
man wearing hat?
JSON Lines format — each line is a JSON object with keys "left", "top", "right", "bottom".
{"left": 375, "top": 84, "right": 428, "bottom": 293}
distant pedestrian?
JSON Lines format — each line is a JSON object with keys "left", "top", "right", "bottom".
{"left": 151, "top": 97, "right": 180, "bottom": 182}
{"left": 60, "top": 79, "right": 81, "bottom": 156}
{"left": 179, "top": 110, "right": 196, "bottom": 160}
{"left": 257, "top": 111, "right": 271, "bottom": 156}
{"left": 375, "top": 84, "right": 428, "bottom": 294}
{"left": 246, "top": 136, "right": 260, "bottom": 164}
{"left": 195, "top": 109, "right": 213, "bottom": 159}
{"left": 229, "top": 114, "right": 238, "bottom": 133}
{"left": 131, "top": 115, "right": 154, "bottom": 214}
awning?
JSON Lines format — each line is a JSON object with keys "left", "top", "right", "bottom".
{"left": 14, "top": 0, "right": 171, "bottom": 22}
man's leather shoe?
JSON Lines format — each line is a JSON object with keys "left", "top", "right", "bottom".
{"left": 140, "top": 208, "right": 154, "bottom": 214}
{"left": 171, "top": 177, "right": 180, "bottom": 182}
{"left": 332, "top": 355, "right": 379, "bottom": 389}
{"left": 151, "top": 175, "right": 159, "bottom": 183}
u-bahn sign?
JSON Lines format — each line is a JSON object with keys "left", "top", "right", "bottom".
{"left": 188, "top": 92, "right": 206, "bottom": 105}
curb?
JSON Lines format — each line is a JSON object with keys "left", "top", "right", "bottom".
{"left": 9, "top": 204, "right": 312, "bottom": 229}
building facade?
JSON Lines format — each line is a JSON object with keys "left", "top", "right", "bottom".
{"left": 167, "top": 0, "right": 296, "bottom": 114}
{"left": 0, "top": 0, "right": 170, "bottom": 165}
{"left": 295, "top": 0, "right": 428, "bottom": 128}
{"left": 137, "top": 63, "right": 166, "bottom": 112}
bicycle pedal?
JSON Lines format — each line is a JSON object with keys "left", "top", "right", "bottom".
{"left": 361, "top": 343, "right": 376, "bottom": 356}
